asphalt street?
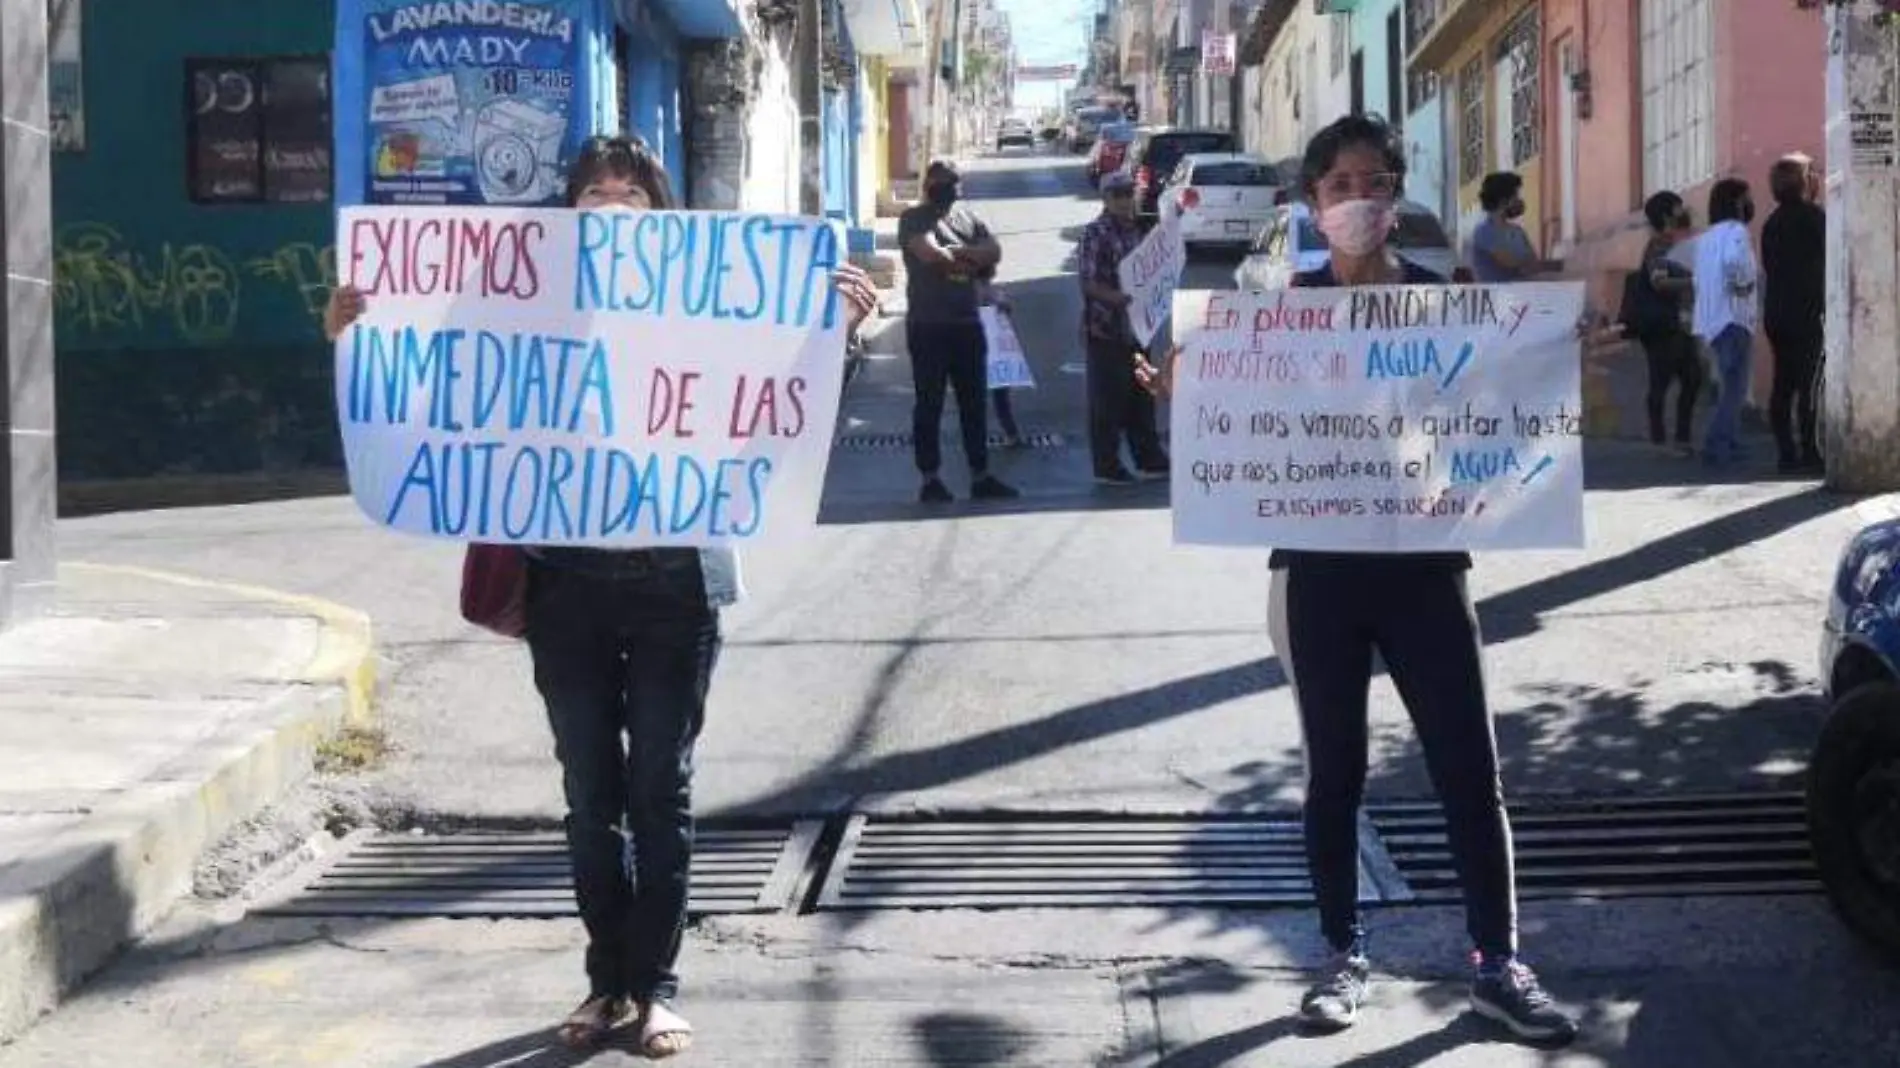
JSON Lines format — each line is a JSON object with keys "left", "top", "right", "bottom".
{"left": 16, "top": 148, "right": 1900, "bottom": 1068}
{"left": 62, "top": 150, "right": 1862, "bottom": 824}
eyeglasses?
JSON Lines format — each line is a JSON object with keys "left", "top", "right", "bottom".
{"left": 1319, "top": 171, "right": 1399, "bottom": 200}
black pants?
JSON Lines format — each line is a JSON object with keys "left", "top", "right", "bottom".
{"left": 1086, "top": 335, "right": 1165, "bottom": 475}
{"left": 1766, "top": 327, "right": 1822, "bottom": 463}
{"left": 1268, "top": 564, "right": 1517, "bottom": 958}
{"left": 526, "top": 553, "right": 721, "bottom": 1002}
{"left": 907, "top": 319, "right": 989, "bottom": 477}
{"left": 1641, "top": 331, "right": 1702, "bottom": 445}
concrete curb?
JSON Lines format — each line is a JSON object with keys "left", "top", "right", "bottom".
{"left": 0, "top": 567, "right": 377, "bottom": 1043}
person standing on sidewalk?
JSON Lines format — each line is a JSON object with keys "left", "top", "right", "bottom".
{"left": 1076, "top": 171, "right": 1168, "bottom": 484}
{"left": 1692, "top": 178, "right": 1762, "bottom": 470}
{"left": 1761, "top": 155, "right": 1826, "bottom": 474}
{"left": 1628, "top": 191, "right": 1701, "bottom": 455}
{"left": 324, "top": 136, "right": 878, "bottom": 1059}
{"left": 1468, "top": 172, "right": 1548, "bottom": 283}
{"left": 898, "top": 159, "right": 1020, "bottom": 503}
{"left": 1138, "top": 114, "right": 1577, "bottom": 1044}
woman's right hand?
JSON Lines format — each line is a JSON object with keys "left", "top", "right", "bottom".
{"left": 1134, "top": 344, "right": 1180, "bottom": 399}
{"left": 323, "top": 285, "right": 367, "bottom": 342}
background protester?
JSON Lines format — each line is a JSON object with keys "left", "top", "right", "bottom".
{"left": 1143, "top": 114, "right": 1578, "bottom": 1045}
{"left": 1762, "top": 155, "right": 1826, "bottom": 473}
{"left": 1076, "top": 171, "right": 1168, "bottom": 485}
{"left": 1468, "top": 172, "right": 1549, "bottom": 283}
{"left": 1693, "top": 178, "right": 1762, "bottom": 470}
{"left": 323, "top": 135, "right": 877, "bottom": 1059}
{"left": 1622, "top": 191, "right": 1701, "bottom": 456}
{"left": 898, "top": 159, "right": 1020, "bottom": 503}
{"left": 976, "top": 274, "right": 1026, "bottom": 447}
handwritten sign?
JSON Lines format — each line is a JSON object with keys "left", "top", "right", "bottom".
{"left": 981, "top": 307, "right": 1036, "bottom": 390}
{"left": 333, "top": 205, "right": 849, "bottom": 547}
{"left": 1171, "top": 282, "right": 1587, "bottom": 551}
{"left": 1117, "top": 215, "right": 1186, "bottom": 348}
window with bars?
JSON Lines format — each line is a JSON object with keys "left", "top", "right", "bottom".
{"left": 1458, "top": 57, "right": 1484, "bottom": 186}
{"left": 1405, "top": 0, "right": 1437, "bottom": 53}
{"left": 1408, "top": 68, "right": 1438, "bottom": 114}
{"left": 1640, "top": 0, "right": 1714, "bottom": 194}
{"left": 1499, "top": 8, "right": 1540, "bottom": 166}
{"left": 186, "top": 56, "right": 332, "bottom": 204}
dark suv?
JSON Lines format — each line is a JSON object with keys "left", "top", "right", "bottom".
{"left": 1132, "top": 129, "right": 1238, "bottom": 222}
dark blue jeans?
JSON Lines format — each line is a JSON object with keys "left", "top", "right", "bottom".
{"left": 526, "top": 551, "right": 720, "bottom": 1003}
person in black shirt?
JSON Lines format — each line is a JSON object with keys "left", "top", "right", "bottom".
{"left": 897, "top": 160, "right": 1020, "bottom": 503}
{"left": 1761, "top": 154, "right": 1826, "bottom": 473}
{"left": 1630, "top": 191, "right": 1700, "bottom": 454}
{"left": 1141, "top": 114, "right": 1577, "bottom": 1045}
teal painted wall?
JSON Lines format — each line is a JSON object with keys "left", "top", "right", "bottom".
{"left": 53, "top": 1, "right": 337, "bottom": 353}
{"left": 52, "top": 2, "right": 340, "bottom": 480}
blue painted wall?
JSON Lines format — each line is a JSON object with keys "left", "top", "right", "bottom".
{"left": 623, "top": 0, "right": 685, "bottom": 186}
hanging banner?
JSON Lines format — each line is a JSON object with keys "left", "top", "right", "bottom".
{"left": 981, "top": 307, "right": 1036, "bottom": 390}
{"left": 1170, "top": 283, "right": 1587, "bottom": 551}
{"left": 1201, "top": 31, "right": 1236, "bottom": 77}
{"left": 1118, "top": 215, "right": 1187, "bottom": 349}
{"left": 333, "top": 206, "right": 851, "bottom": 546}
{"left": 335, "top": 0, "right": 597, "bottom": 206}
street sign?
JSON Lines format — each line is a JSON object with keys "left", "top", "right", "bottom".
{"left": 1202, "top": 31, "right": 1236, "bottom": 76}
{"left": 1016, "top": 64, "right": 1079, "bottom": 80}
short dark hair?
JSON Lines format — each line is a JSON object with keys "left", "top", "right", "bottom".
{"left": 1479, "top": 171, "right": 1523, "bottom": 212}
{"left": 1643, "top": 191, "right": 1685, "bottom": 232}
{"left": 567, "top": 135, "right": 675, "bottom": 209}
{"left": 1769, "top": 158, "right": 1808, "bottom": 205}
{"left": 1707, "top": 177, "right": 1751, "bottom": 224}
{"left": 1299, "top": 113, "right": 1406, "bottom": 200}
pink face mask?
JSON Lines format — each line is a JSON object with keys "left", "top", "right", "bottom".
{"left": 1318, "top": 199, "right": 1395, "bottom": 257}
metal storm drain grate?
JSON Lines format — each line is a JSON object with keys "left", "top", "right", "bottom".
{"left": 1367, "top": 792, "right": 1818, "bottom": 903}
{"left": 813, "top": 816, "right": 1313, "bottom": 910}
{"left": 835, "top": 431, "right": 1068, "bottom": 452}
{"left": 258, "top": 822, "right": 824, "bottom": 919}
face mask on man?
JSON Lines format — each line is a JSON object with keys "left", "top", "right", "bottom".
{"left": 1318, "top": 199, "right": 1395, "bottom": 257}
{"left": 1505, "top": 199, "right": 1527, "bottom": 220}
{"left": 926, "top": 183, "right": 958, "bottom": 210}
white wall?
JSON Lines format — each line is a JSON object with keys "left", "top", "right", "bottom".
{"left": 744, "top": 42, "right": 801, "bottom": 213}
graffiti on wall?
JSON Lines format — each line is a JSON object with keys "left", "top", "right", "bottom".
{"left": 54, "top": 223, "right": 338, "bottom": 346}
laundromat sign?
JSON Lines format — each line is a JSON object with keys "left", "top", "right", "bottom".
{"left": 341, "top": 0, "right": 595, "bottom": 207}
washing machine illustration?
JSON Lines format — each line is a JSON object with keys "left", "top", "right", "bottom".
{"left": 472, "top": 98, "right": 566, "bottom": 203}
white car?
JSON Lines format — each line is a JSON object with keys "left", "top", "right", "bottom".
{"left": 1233, "top": 199, "right": 1463, "bottom": 290}
{"left": 1155, "top": 153, "right": 1281, "bottom": 252}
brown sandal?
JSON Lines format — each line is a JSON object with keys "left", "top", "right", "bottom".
{"left": 557, "top": 994, "right": 634, "bottom": 1049}
{"left": 637, "top": 1000, "right": 694, "bottom": 1059}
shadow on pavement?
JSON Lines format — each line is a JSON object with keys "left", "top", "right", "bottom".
{"left": 912, "top": 1011, "right": 1037, "bottom": 1065}
{"left": 407, "top": 1028, "right": 591, "bottom": 1068}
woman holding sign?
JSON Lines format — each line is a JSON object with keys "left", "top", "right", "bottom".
{"left": 324, "top": 136, "right": 878, "bottom": 1058}
{"left": 1138, "top": 115, "right": 1577, "bottom": 1044}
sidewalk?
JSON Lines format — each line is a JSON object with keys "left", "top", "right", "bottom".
{"left": 0, "top": 563, "right": 373, "bottom": 1042}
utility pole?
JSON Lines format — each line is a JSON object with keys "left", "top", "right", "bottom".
{"left": 796, "top": 0, "right": 825, "bottom": 215}
{"left": 1823, "top": 3, "right": 1900, "bottom": 490}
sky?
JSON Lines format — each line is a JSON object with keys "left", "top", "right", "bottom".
{"left": 995, "top": 0, "right": 1093, "bottom": 114}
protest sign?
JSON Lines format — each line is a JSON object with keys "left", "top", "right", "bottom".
{"left": 1117, "top": 215, "right": 1185, "bottom": 348}
{"left": 333, "top": 205, "right": 850, "bottom": 547}
{"left": 981, "top": 307, "right": 1036, "bottom": 390}
{"left": 1170, "top": 282, "right": 1587, "bottom": 552}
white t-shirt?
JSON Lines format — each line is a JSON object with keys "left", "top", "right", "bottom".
{"left": 1691, "top": 220, "right": 1760, "bottom": 341}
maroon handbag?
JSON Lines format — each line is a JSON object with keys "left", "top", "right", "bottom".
{"left": 459, "top": 544, "right": 528, "bottom": 638}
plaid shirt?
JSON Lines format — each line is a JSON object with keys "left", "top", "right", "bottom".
{"left": 1078, "top": 212, "right": 1144, "bottom": 344}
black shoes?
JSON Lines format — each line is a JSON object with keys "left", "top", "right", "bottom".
{"left": 920, "top": 475, "right": 1020, "bottom": 502}
{"left": 1469, "top": 960, "right": 1580, "bottom": 1043}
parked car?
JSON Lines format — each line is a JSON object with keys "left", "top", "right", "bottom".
{"left": 1155, "top": 153, "right": 1281, "bottom": 252}
{"left": 996, "top": 118, "right": 1035, "bottom": 151}
{"left": 1130, "top": 129, "right": 1237, "bottom": 223}
{"left": 1232, "top": 199, "right": 1463, "bottom": 289}
{"left": 1087, "top": 122, "right": 1138, "bottom": 185}
{"left": 1812, "top": 503, "right": 1900, "bottom": 963}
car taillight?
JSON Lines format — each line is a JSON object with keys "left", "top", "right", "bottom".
{"left": 1137, "top": 166, "right": 1151, "bottom": 191}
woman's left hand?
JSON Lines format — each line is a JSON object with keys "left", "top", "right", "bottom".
{"left": 831, "top": 264, "right": 880, "bottom": 334}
